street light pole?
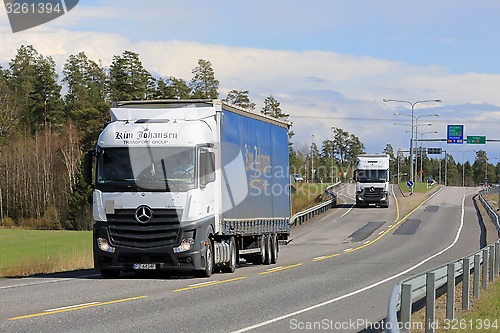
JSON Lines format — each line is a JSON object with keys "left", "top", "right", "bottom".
{"left": 419, "top": 131, "right": 438, "bottom": 182}
{"left": 445, "top": 151, "right": 448, "bottom": 186}
{"left": 414, "top": 114, "right": 440, "bottom": 181}
{"left": 485, "top": 157, "right": 488, "bottom": 183}
{"left": 460, "top": 150, "right": 475, "bottom": 187}
{"left": 384, "top": 99, "right": 442, "bottom": 193}
{"left": 311, "top": 134, "right": 315, "bottom": 183}
{"left": 330, "top": 127, "right": 335, "bottom": 184}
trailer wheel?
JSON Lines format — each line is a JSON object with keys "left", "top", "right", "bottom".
{"left": 270, "top": 234, "right": 278, "bottom": 264}
{"left": 263, "top": 234, "right": 272, "bottom": 265}
{"left": 100, "top": 269, "right": 120, "bottom": 279}
{"left": 195, "top": 239, "right": 214, "bottom": 278}
{"left": 252, "top": 236, "right": 266, "bottom": 265}
{"left": 221, "top": 237, "right": 237, "bottom": 273}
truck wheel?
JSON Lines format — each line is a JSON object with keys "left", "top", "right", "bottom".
{"left": 100, "top": 269, "right": 120, "bottom": 279}
{"left": 195, "top": 240, "right": 214, "bottom": 278}
{"left": 263, "top": 234, "right": 272, "bottom": 265}
{"left": 221, "top": 237, "right": 237, "bottom": 273}
{"left": 253, "top": 236, "right": 266, "bottom": 265}
{"left": 270, "top": 234, "right": 278, "bottom": 264}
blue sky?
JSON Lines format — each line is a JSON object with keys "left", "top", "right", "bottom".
{"left": 1, "top": 1, "right": 500, "bottom": 165}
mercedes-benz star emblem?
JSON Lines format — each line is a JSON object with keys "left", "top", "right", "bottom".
{"left": 135, "top": 205, "right": 153, "bottom": 223}
{"left": 369, "top": 187, "right": 375, "bottom": 192}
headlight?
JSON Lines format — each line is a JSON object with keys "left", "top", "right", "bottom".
{"left": 173, "top": 238, "right": 195, "bottom": 253}
{"left": 97, "top": 238, "right": 115, "bottom": 253}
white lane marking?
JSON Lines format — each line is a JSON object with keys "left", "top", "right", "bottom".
{"left": 188, "top": 281, "right": 217, "bottom": 287}
{"left": 0, "top": 274, "right": 101, "bottom": 290}
{"left": 45, "top": 302, "right": 99, "bottom": 312}
{"left": 232, "top": 192, "right": 466, "bottom": 333}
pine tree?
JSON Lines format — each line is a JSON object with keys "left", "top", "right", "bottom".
{"left": 261, "top": 95, "right": 288, "bottom": 120}
{"left": 224, "top": 89, "right": 255, "bottom": 110}
{"left": 108, "top": 50, "right": 152, "bottom": 102}
{"left": 62, "top": 52, "right": 109, "bottom": 149}
{"left": 189, "top": 59, "right": 219, "bottom": 99}
{"left": 8, "top": 45, "right": 64, "bottom": 130}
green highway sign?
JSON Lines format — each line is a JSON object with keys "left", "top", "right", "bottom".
{"left": 467, "top": 136, "right": 486, "bottom": 144}
{"left": 447, "top": 124, "right": 463, "bottom": 144}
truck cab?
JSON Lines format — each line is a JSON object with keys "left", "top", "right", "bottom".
{"left": 353, "top": 154, "right": 390, "bottom": 208}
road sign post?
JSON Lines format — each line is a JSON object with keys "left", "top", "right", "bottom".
{"left": 407, "top": 180, "right": 414, "bottom": 195}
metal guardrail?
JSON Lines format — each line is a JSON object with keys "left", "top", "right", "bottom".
{"left": 289, "top": 181, "right": 341, "bottom": 227}
{"left": 385, "top": 190, "right": 500, "bottom": 333}
{"left": 479, "top": 187, "right": 500, "bottom": 234}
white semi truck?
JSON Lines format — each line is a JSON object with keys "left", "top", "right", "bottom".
{"left": 84, "top": 100, "right": 291, "bottom": 278}
{"left": 353, "top": 154, "right": 390, "bottom": 208}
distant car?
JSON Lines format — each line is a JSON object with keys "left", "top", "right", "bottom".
{"left": 291, "top": 174, "right": 304, "bottom": 182}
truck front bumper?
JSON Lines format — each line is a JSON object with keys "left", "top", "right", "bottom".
{"left": 93, "top": 216, "right": 213, "bottom": 273}
{"left": 356, "top": 191, "right": 389, "bottom": 204}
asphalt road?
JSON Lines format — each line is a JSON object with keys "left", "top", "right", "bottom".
{"left": 0, "top": 185, "right": 486, "bottom": 333}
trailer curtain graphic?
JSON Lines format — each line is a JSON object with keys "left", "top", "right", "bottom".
{"left": 4, "top": 0, "right": 79, "bottom": 32}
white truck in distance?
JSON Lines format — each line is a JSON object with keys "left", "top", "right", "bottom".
{"left": 83, "top": 100, "right": 291, "bottom": 278}
{"left": 354, "top": 154, "right": 390, "bottom": 208}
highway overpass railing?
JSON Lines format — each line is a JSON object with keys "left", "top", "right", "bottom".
{"left": 385, "top": 190, "right": 500, "bottom": 333}
{"left": 290, "top": 181, "right": 341, "bottom": 227}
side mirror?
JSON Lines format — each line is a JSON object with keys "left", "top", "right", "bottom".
{"left": 83, "top": 151, "right": 94, "bottom": 185}
{"left": 200, "top": 150, "right": 215, "bottom": 187}
{"left": 353, "top": 169, "right": 358, "bottom": 182}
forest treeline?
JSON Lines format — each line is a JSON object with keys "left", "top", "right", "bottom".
{"left": 0, "top": 44, "right": 498, "bottom": 230}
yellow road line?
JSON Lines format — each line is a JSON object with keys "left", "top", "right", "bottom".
{"left": 9, "top": 296, "right": 147, "bottom": 321}
{"left": 259, "top": 263, "right": 303, "bottom": 275}
{"left": 173, "top": 276, "right": 247, "bottom": 292}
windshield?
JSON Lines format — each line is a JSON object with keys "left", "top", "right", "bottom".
{"left": 356, "top": 169, "right": 388, "bottom": 183}
{"left": 96, "top": 147, "right": 195, "bottom": 192}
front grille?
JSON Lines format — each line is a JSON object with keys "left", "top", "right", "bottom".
{"left": 363, "top": 187, "right": 383, "bottom": 199}
{"left": 107, "top": 209, "right": 181, "bottom": 248}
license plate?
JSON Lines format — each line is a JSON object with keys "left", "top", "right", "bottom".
{"left": 132, "top": 263, "right": 156, "bottom": 270}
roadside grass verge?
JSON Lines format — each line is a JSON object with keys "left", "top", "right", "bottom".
{"left": 291, "top": 182, "right": 331, "bottom": 215}
{"left": 0, "top": 228, "right": 93, "bottom": 278}
{"left": 482, "top": 192, "right": 498, "bottom": 210}
{"left": 411, "top": 277, "right": 500, "bottom": 333}
{"left": 444, "top": 278, "right": 500, "bottom": 333}
{"left": 399, "top": 181, "right": 437, "bottom": 194}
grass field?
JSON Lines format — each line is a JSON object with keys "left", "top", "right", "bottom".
{"left": 0, "top": 229, "right": 93, "bottom": 278}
